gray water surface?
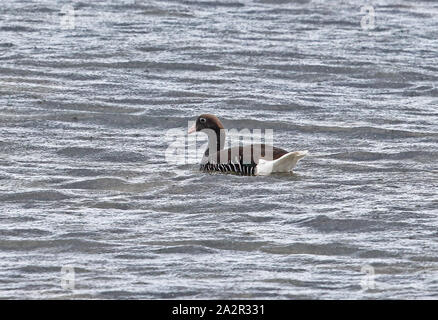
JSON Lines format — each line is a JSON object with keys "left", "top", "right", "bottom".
{"left": 0, "top": 0, "right": 437, "bottom": 299}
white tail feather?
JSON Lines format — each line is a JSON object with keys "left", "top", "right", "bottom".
{"left": 255, "top": 150, "right": 308, "bottom": 175}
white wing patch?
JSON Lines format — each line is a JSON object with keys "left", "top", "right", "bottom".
{"left": 255, "top": 150, "right": 308, "bottom": 175}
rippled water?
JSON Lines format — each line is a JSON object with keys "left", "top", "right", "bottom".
{"left": 1, "top": 0, "right": 437, "bottom": 299}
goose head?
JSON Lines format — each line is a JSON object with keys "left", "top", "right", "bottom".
{"left": 188, "top": 114, "right": 224, "bottom": 134}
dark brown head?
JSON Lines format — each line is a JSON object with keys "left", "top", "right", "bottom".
{"left": 188, "top": 114, "right": 224, "bottom": 134}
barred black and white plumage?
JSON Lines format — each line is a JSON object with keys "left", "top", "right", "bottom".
{"left": 200, "top": 159, "right": 257, "bottom": 176}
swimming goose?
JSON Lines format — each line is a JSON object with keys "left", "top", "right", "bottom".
{"left": 188, "top": 114, "right": 308, "bottom": 175}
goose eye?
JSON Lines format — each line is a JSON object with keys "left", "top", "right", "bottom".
{"left": 199, "top": 118, "right": 206, "bottom": 123}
